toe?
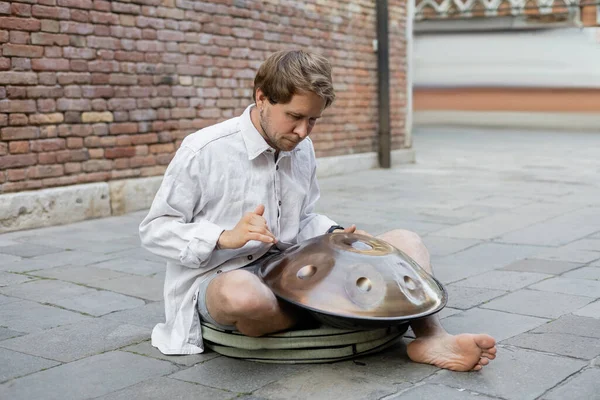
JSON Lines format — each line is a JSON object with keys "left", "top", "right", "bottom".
{"left": 478, "top": 357, "right": 489, "bottom": 366}
{"left": 482, "top": 352, "right": 496, "bottom": 360}
{"left": 474, "top": 334, "right": 496, "bottom": 349}
{"left": 472, "top": 364, "right": 482, "bottom": 371}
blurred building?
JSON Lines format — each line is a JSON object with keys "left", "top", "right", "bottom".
{"left": 412, "top": 0, "right": 600, "bottom": 131}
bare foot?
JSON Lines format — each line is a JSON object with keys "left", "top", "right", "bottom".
{"left": 407, "top": 333, "right": 497, "bottom": 372}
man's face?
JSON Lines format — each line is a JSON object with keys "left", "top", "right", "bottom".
{"left": 255, "top": 89, "right": 326, "bottom": 152}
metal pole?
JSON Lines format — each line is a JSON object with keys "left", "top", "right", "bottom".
{"left": 376, "top": 0, "right": 391, "bottom": 168}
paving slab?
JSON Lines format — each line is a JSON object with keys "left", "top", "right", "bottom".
{"left": 102, "top": 301, "right": 165, "bottom": 329}
{"left": 542, "top": 368, "right": 600, "bottom": 400}
{"left": 0, "top": 243, "right": 64, "bottom": 258}
{"left": 389, "top": 383, "right": 497, "bottom": 400}
{"left": 438, "top": 307, "right": 462, "bottom": 319}
{"left": 529, "top": 277, "right": 600, "bottom": 298}
{"left": 122, "top": 340, "right": 220, "bottom": 367}
{"left": 95, "top": 376, "right": 235, "bottom": 400}
{"left": 531, "top": 314, "right": 600, "bottom": 338}
{"left": 573, "top": 299, "right": 600, "bottom": 318}
{"left": 0, "top": 351, "right": 177, "bottom": 400}
{"left": 480, "top": 289, "right": 593, "bottom": 319}
{"left": 0, "top": 318, "right": 148, "bottom": 362}
{"left": 32, "top": 265, "right": 131, "bottom": 285}
{"left": 53, "top": 290, "right": 145, "bottom": 316}
{"left": 0, "top": 257, "right": 76, "bottom": 273}
{"left": 563, "top": 266, "right": 600, "bottom": 280}
{"left": 445, "top": 285, "right": 507, "bottom": 310}
{"left": 0, "top": 272, "right": 36, "bottom": 287}
{"left": 453, "top": 270, "right": 551, "bottom": 291}
{"left": 502, "top": 332, "right": 600, "bottom": 360}
{"left": 0, "top": 279, "right": 97, "bottom": 303}
{"left": 170, "top": 356, "right": 304, "bottom": 393}
{"left": 0, "top": 327, "right": 25, "bottom": 341}
{"left": 421, "top": 236, "right": 481, "bottom": 257}
{"left": 0, "top": 294, "right": 18, "bottom": 304}
{"left": 0, "top": 300, "right": 90, "bottom": 333}
{"left": 439, "top": 308, "right": 549, "bottom": 342}
{"left": 533, "top": 245, "right": 600, "bottom": 264}
{"left": 27, "top": 249, "right": 117, "bottom": 268}
{"left": 501, "top": 258, "right": 581, "bottom": 275}
{"left": 427, "top": 347, "right": 586, "bottom": 400}
{"left": 88, "top": 275, "right": 164, "bottom": 301}
{"left": 0, "top": 253, "right": 21, "bottom": 263}
{"left": 92, "top": 257, "right": 166, "bottom": 277}
{"left": 0, "top": 348, "right": 60, "bottom": 383}
{"left": 252, "top": 364, "right": 398, "bottom": 400}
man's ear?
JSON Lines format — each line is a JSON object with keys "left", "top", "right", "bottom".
{"left": 255, "top": 88, "right": 268, "bottom": 108}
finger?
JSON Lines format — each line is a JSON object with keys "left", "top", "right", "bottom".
{"left": 248, "top": 225, "right": 278, "bottom": 242}
{"left": 343, "top": 224, "right": 356, "bottom": 233}
{"left": 247, "top": 232, "right": 276, "bottom": 244}
{"left": 249, "top": 214, "right": 268, "bottom": 227}
{"left": 254, "top": 204, "right": 265, "bottom": 216}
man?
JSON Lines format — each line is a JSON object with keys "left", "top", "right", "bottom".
{"left": 140, "top": 50, "right": 496, "bottom": 371}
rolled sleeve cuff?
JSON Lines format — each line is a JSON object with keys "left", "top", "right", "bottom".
{"left": 297, "top": 215, "right": 338, "bottom": 242}
{"left": 179, "top": 220, "right": 224, "bottom": 268}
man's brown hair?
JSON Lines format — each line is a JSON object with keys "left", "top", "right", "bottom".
{"left": 253, "top": 50, "right": 335, "bottom": 108}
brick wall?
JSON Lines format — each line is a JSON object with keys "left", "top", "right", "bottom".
{"left": 0, "top": 0, "right": 408, "bottom": 194}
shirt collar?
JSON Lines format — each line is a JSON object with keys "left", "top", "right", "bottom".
{"left": 240, "top": 104, "right": 300, "bottom": 161}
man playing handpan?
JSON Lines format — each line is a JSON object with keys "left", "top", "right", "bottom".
{"left": 140, "top": 50, "right": 496, "bottom": 371}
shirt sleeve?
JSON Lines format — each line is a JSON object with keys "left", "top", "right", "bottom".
{"left": 296, "top": 149, "right": 338, "bottom": 243}
{"left": 139, "top": 146, "right": 224, "bottom": 269}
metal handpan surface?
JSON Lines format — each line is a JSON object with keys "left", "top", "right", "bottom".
{"left": 257, "top": 233, "right": 447, "bottom": 329}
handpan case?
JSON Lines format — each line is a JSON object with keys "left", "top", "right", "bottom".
{"left": 257, "top": 233, "right": 447, "bottom": 330}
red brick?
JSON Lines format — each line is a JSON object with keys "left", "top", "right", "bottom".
{"left": 11, "top": 3, "right": 32, "bottom": 17}
{"left": 55, "top": 148, "right": 89, "bottom": 162}
{"left": 31, "top": 32, "right": 69, "bottom": 45}
{"left": 28, "top": 164, "right": 64, "bottom": 178}
{"left": 130, "top": 133, "right": 157, "bottom": 145}
{"left": 88, "top": 60, "right": 119, "bottom": 72}
{"left": 41, "top": 19, "right": 60, "bottom": 32}
{"left": 64, "top": 162, "right": 81, "bottom": 174}
{"left": 91, "top": 99, "right": 107, "bottom": 111}
{"left": 7, "top": 168, "right": 27, "bottom": 181}
{"left": 0, "top": 72, "right": 37, "bottom": 85}
{"left": 70, "top": 9, "right": 89, "bottom": 22}
{"left": 0, "top": 99, "right": 36, "bottom": 113}
{"left": 31, "top": 138, "right": 65, "bottom": 152}
{"left": 130, "top": 155, "right": 156, "bottom": 168}
{"left": 32, "top": 5, "right": 69, "bottom": 20}
{"left": 9, "top": 141, "right": 29, "bottom": 154}
{"left": 107, "top": 98, "right": 136, "bottom": 111}
{"left": 57, "top": 98, "right": 90, "bottom": 111}
{"left": 104, "top": 146, "right": 135, "bottom": 159}
{"left": 0, "top": 57, "right": 8, "bottom": 70}
{"left": 81, "top": 85, "right": 113, "bottom": 98}
{"left": 93, "top": 0, "right": 111, "bottom": 12}
{"left": 2, "top": 180, "right": 43, "bottom": 192}
{"left": 0, "top": 113, "right": 6, "bottom": 126}
{"left": 0, "top": 17, "right": 40, "bottom": 31}
{"left": 27, "top": 86, "right": 63, "bottom": 98}
{"left": 149, "top": 143, "right": 174, "bottom": 154}
{"left": 115, "top": 135, "right": 131, "bottom": 146}
{"left": 56, "top": 72, "right": 91, "bottom": 85}
{"left": 70, "top": 59, "right": 88, "bottom": 71}
{"left": 37, "top": 98, "right": 57, "bottom": 112}
{"left": 62, "top": 46, "right": 95, "bottom": 59}
{"left": 66, "top": 137, "right": 83, "bottom": 148}
{"left": 0, "top": 153, "right": 37, "bottom": 170}
{"left": 109, "top": 122, "right": 137, "bottom": 135}
{"left": 38, "top": 72, "right": 57, "bottom": 85}
{"left": 6, "top": 86, "right": 27, "bottom": 99}
{"left": 42, "top": 175, "right": 79, "bottom": 187}
{"left": 9, "top": 113, "right": 28, "bottom": 126}
{"left": 0, "top": 2, "right": 9, "bottom": 15}
{"left": 0, "top": 30, "right": 7, "bottom": 42}
{"left": 4, "top": 44, "right": 43, "bottom": 58}
{"left": 32, "top": 58, "right": 70, "bottom": 71}
{"left": 39, "top": 125, "right": 58, "bottom": 139}
{"left": 111, "top": 2, "right": 140, "bottom": 15}
{"left": 1, "top": 126, "right": 39, "bottom": 140}
{"left": 58, "top": 124, "right": 92, "bottom": 137}
{"left": 59, "top": 21, "right": 94, "bottom": 34}
{"left": 90, "top": 10, "right": 118, "bottom": 24}
{"left": 82, "top": 159, "right": 111, "bottom": 172}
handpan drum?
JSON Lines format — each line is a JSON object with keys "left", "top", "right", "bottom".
{"left": 257, "top": 233, "right": 448, "bottom": 330}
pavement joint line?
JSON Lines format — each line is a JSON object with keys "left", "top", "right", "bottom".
{"left": 534, "top": 365, "right": 593, "bottom": 400}
{"left": 40, "top": 302, "right": 95, "bottom": 318}
{"left": 499, "top": 341, "right": 598, "bottom": 362}
{"left": 0, "top": 354, "right": 64, "bottom": 384}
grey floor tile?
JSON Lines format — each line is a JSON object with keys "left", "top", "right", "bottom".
{"left": 122, "top": 340, "right": 219, "bottom": 366}
{"left": 532, "top": 315, "right": 600, "bottom": 338}
{"left": 529, "top": 277, "right": 600, "bottom": 298}
{"left": 453, "top": 270, "right": 551, "bottom": 291}
{"left": 0, "top": 348, "right": 60, "bottom": 383}
{"left": 390, "top": 384, "right": 496, "bottom": 400}
{"left": 0, "top": 327, "right": 25, "bottom": 341}
{"left": 33, "top": 265, "right": 131, "bottom": 285}
{"left": 0, "top": 294, "right": 18, "bottom": 305}
{"left": 481, "top": 289, "right": 593, "bottom": 319}
{"left": 0, "top": 300, "right": 90, "bottom": 333}
{"left": 421, "top": 236, "right": 480, "bottom": 257}
{"left": 252, "top": 364, "right": 398, "bottom": 400}
{"left": 503, "top": 332, "right": 600, "bottom": 360}
{"left": 0, "top": 253, "right": 21, "bottom": 263}
{"left": 0, "top": 243, "right": 64, "bottom": 258}
{"left": 445, "top": 285, "right": 507, "bottom": 310}
{"left": 543, "top": 368, "right": 600, "bottom": 400}
{"left": 102, "top": 301, "right": 164, "bottom": 329}
{"left": 170, "top": 356, "right": 304, "bottom": 393}
{"left": 0, "top": 258, "right": 74, "bottom": 273}
{"left": 94, "top": 377, "right": 235, "bottom": 400}
{"left": 534, "top": 246, "right": 600, "bottom": 264}
{"left": 108, "top": 246, "right": 167, "bottom": 264}
{"left": 0, "top": 279, "right": 97, "bottom": 303}
{"left": 0, "top": 351, "right": 177, "bottom": 400}
{"left": 0, "top": 319, "right": 148, "bottom": 362}
{"left": 28, "top": 249, "right": 117, "bottom": 268}
{"left": 438, "top": 307, "right": 462, "bottom": 319}
{"left": 563, "top": 266, "right": 600, "bottom": 280}
{"left": 427, "top": 347, "right": 586, "bottom": 400}
{"left": 92, "top": 257, "right": 165, "bottom": 277}
{"left": 440, "top": 308, "right": 549, "bottom": 342}
{"left": 573, "top": 300, "right": 600, "bottom": 319}
{"left": 0, "top": 272, "right": 36, "bottom": 287}
{"left": 89, "top": 275, "right": 163, "bottom": 301}
{"left": 501, "top": 258, "right": 581, "bottom": 275}
{"left": 53, "top": 290, "right": 145, "bottom": 316}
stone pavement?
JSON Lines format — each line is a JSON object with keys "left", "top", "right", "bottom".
{"left": 1, "top": 127, "right": 599, "bottom": 400}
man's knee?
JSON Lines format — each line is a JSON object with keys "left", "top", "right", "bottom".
{"left": 210, "top": 270, "right": 277, "bottom": 317}
{"left": 379, "top": 229, "right": 424, "bottom": 249}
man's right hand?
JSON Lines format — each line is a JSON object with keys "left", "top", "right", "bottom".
{"left": 217, "top": 204, "right": 277, "bottom": 250}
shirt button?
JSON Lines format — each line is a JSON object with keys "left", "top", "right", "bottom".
{"left": 247, "top": 255, "right": 253, "bottom": 261}
{"left": 276, "top": 165, "right": 279, "bottom": 170}
{"left": 278, "top": 200, "right": 282, "bottom": 206}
